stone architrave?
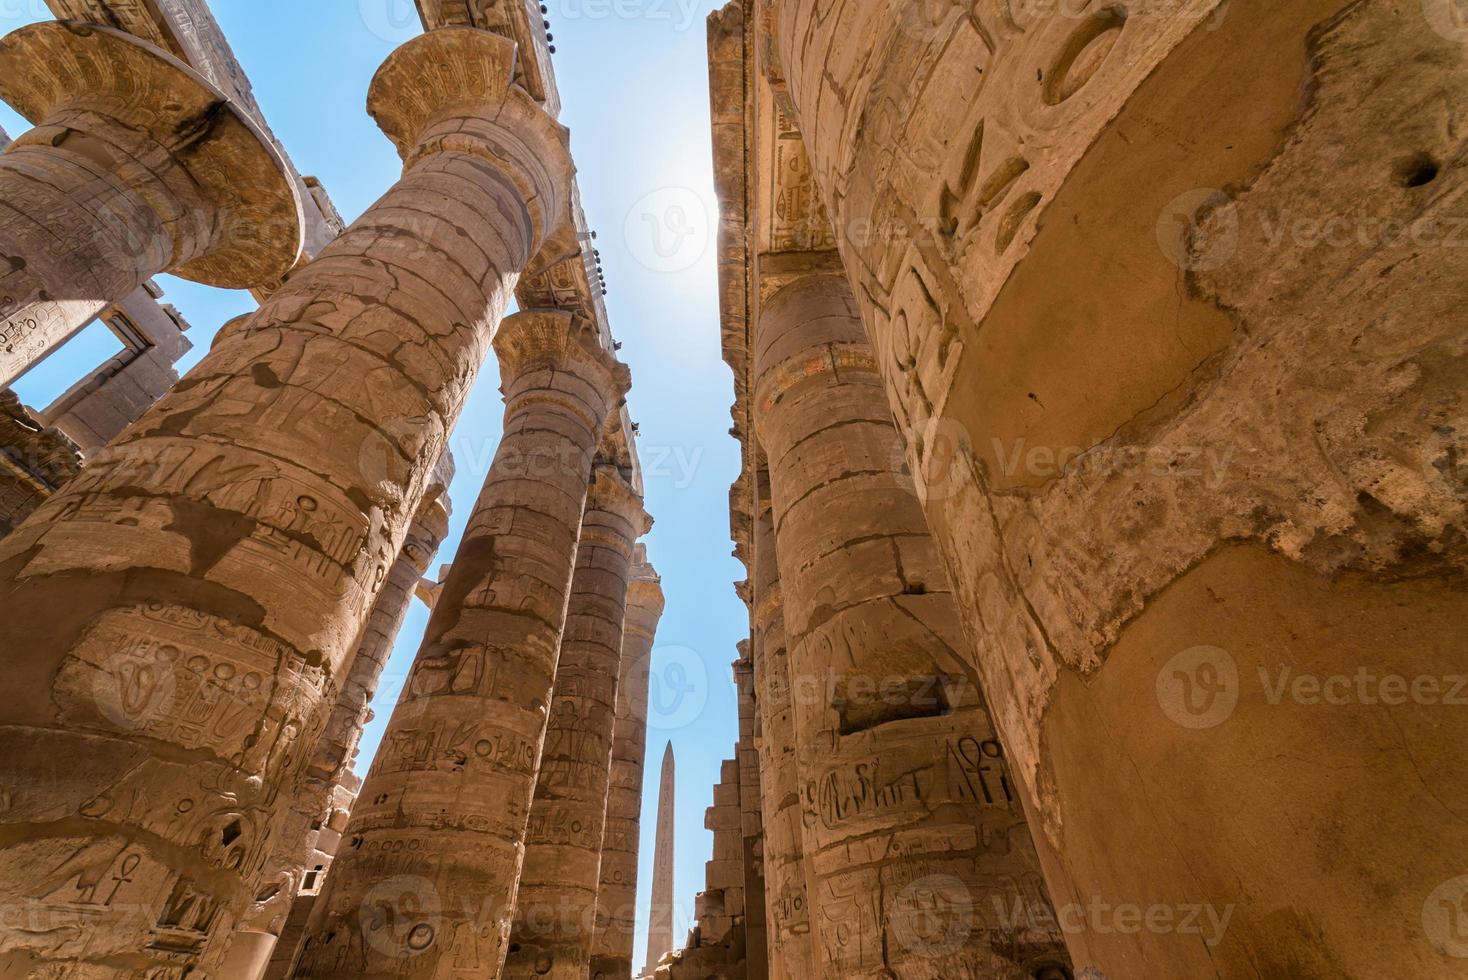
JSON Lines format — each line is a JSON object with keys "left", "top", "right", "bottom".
{"left": 222, "top": 457, "right": 455, "bottom": 980}
{"left": 750, "top": 468, "right": 816, "bottom": 980}
{"left": 0, "top": 26, "right": 571, "bottom": 976}
{"left": 295, "top": 310, "right": 629, "bottom": 979}
{"left": 0, "top": 20, "right": 302, "bottom": 387}
{"left": 643, "top": 743, "right": 676, "bottom": 977}
{"left": 771, "top": 2, "right": 1468, "bottom": 974}
{"left": 752, "top": 273, "right": 1071, "bottom": 979}
{"left": 590, "top": 552, "right": 664, "bottom": 980}
{"left": 505, "top": 466, "right": 650, "bottom": 979}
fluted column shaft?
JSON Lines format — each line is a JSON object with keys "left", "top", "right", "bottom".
{"left": 590, "top": 554, "right": 664, "bottom": 980}
{"left": 0, "top": 28, "right": 568, "bottom": 977}
{"left": 0, "top": 21, "right": 301, "bottom": 386}
{"left": 295, "top": 310, "right": 628, "bottom": 979}
{"left": 752, "top": 273, "right": 1069, "bottom": 980}
{"left": 224, "top": 472, "right": 454, "bottom": 980}
{"left": 750, "top": 472, "right": 815, "bottom": 980}
{"left": 506, "top": 467, "right": 649, "bottom": 979}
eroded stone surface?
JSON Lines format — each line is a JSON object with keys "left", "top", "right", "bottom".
{"left": 0, "top": 20, "right": 302, "bottom": 387}
{"left": 591, "top": 551, "right": 664, "bottom": 980}
{"left": 505, "top": 466, "right": 649, "bottom": 980}
{"left": 766, "top": 0, "right": 1468, "bottom": 974}
{"left": 0, "top": 25, "right": 569, "bottom": 976}
{"left": 752, "top": 273, "right": 1070, "bottom": 980}
{"left": 223, "top": 457, "right": 454, "bottom": 979}
{"left": 294, "top": 309, "right": 627, "bottom": 979}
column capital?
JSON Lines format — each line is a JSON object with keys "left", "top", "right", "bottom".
{"left": 494, "top": 308, "right": 631, "bottom": 404}
{"left": 368, "top": 27, "right": 574, "bottom": 256}
{"left": 586, "top": 464, "right": 653, "bottom": 536}
{"left": 0, "top": 20, "right": 303, "bottom": 289}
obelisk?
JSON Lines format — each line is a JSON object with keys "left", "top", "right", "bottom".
{"left": 642, "top": 743, "right": 676, "bottom": 977}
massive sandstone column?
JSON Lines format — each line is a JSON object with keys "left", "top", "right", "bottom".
{"left": 773, "top": 1, "right": 1468, "bottom": 974}
{"left": 0, "top": 26, "right": 569, "bottom": 976}
{"left": 506, "top": 466, "right": 650, "bottom": 979}
{"left": 0, "top": 21, "right": 301, "bottom": 387}
{"left": 294, "top": 310, "right": 629, "bottom": 979}
{"left": 223, "top": 458, "right": 455, "bottom": 980}
{"left": 591, "top": 551, "right": 665, "bottom": 980}
{"left": 750, "top": 468, "right": 816, "bottom": 980}
{"left": 752, "top": 273, "right": 1070, "bottom": 979}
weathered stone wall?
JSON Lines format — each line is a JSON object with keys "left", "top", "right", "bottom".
{"left": 767, "top": 1, "right": 1468, "bottom": 975}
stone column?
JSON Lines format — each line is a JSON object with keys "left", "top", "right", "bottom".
{"left": 294, "top": 310, "right": 629, "bottom": 979}
{"left": 591, "top": 551, "right": 665, "bottom": 980}
{"left": 774, "top": 2, "right": 1468, "bottom": 975}
{"left": 0, "top": 21, "right": 301, "bottom": 387}
{"left": 0, "top": 27, "right": 569, "bottom": 977}
{"left": 750, "top": 468, "right": 816, "bottom": 980}
{"left": 752, "top": 273, "right": 1070, "bottom": 979}
{"left": 506, "top": 466, "right": 650, "bottom": 979}
{"left": 222, "top": 458, "right": 455, "bottom": 980}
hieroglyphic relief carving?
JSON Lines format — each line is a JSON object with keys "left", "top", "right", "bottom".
{"left": 0, "top": 24, "right": 572, "bottom": 976}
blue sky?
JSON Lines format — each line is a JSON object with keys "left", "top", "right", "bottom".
{"left": 3, "top": 0, "right": 740, "bottom": 952}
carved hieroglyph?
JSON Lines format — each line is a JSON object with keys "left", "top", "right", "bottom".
{"left": 750, "top": 471, "right": 815, "bottom": 980}
{"left": 224, "top": 459, "right": 454, "bottom": 978}
{"left": 506, "top": 466, "right": 650, "bottom": 979}
{"left": 0, "top": 26, "right": 569, "bottom": 976}
{"left": 294, "top": 310, "right": 628, "bottom": 979}
{"left": 752, "top": 273, "right": 1070, "bottom": 979}
{"left": 772, "top": 1, "right": 1468, "bottom": 974}
{"left": 590, "top": 551, "right": 664, "bottom": 980}
{"left": 0, "top": 21, "right": 302, "bottom": 387}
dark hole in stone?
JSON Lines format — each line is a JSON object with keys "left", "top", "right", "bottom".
{"left": 1396, "top": 152, "right": 1440, "bottom": 188}
{"left": 220, "top": 820, "right": 242, "bottom": 847}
